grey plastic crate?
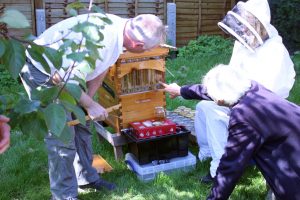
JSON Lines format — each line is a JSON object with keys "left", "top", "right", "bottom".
{"left": 125, "top": 151, "right": 196, "bottom": 182}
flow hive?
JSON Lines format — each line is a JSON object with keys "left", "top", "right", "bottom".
{"left": 98, "top": 47, "right": 169, "bottom": 133}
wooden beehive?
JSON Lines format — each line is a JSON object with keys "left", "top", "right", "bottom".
{"left": 98, "top": 47, "right": 169, "bottom": 133}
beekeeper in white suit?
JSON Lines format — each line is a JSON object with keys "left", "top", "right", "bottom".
{"left": 195, "top": 0, "right": 295, "bottom": 183}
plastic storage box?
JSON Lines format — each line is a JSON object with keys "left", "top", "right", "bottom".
{"left": 122, "top": 126, "right": 190, "bottom": 165}
{"left": 125, "top": 151, "right": 196, "bottom": 182}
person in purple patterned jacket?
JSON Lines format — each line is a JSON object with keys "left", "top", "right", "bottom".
{"left": 161, "top": 64, "right": 300, "bottom": 200}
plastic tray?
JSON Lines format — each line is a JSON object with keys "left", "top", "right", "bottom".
{"left": 125, "top": 151, "right": 196, "bottom": 182}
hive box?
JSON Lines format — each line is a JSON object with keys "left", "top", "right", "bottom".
{"left": 125, "top": 151, "right": 197, "bottom": 182}
{"left": 123, "top": 126, "right": 190, "bottom": 165}
{"left": 98, "top": 47, "right": 169, "bottom": 133}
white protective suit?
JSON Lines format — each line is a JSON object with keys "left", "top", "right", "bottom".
{"left": 194, "top": 0, "right": 295, "bottom": 177}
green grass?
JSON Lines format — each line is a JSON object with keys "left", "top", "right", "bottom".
{"left": 0, "top": 132, "right": 266, "bottom": 200}
{"left": 1, "top": 48, "right": 299, "bottom": 199}
{"left": 165, "top": 52, "right": 232, "bottom": 110}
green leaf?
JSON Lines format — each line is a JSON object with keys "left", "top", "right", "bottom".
{"left": 20, "top": 111, "right": 48, "bottom": 140}
{"left": 66, "top": 1, "right": 86, "bottom": 11}
{"left": 83, "top": 25, "right": 101, "bottom": 42}
{"left": 43, "top": 103, "right": 66, "bottom": 137}
{"left": 27, "top": 44, "right": 51, "bottom": 73}
{"left": 0, "top": 39, "right": 6, "bottom": 57}
{"left": 73, "top": 76, "right": 87, "bottom": 92}
{"left": 76, "top": 60, "right": 94, "bottom": 74}
{"left": 23, "top": 33, "right": 37, "bottom": 41}
{"left": 2, "top": 39, "right": 26, "bottom": 79}
{"left": 66, "top": 51, "right": 87, "bottom": 63}
{"left": 72, "top": 22, "right": 85, "bottom": 33}
{"left": 97, "top": 31, "right": 104, "bottom": 42}
{"left": 85, "top": 56, "right": 97, "bottom": 70}
{"left": 61, "top": 101, "right": 86, "bottom": 126}
{"left": 0, "top": 9, "right": 30, "bottom": 28}
{"left": 72, "top": 22, "right": 101, "bottom": 42}
{"left": 86, "top": 40, "right": 101, "bottom": 60}
{"left": 68, "top": 8, "right": 78, "bottom": 17}
{"left": 65, "top": 83, "right": 82, "bottom": 101}
{"left": 59, "top": 90, "right": 77, "bottom": 105}
{"left": 56, "top": 125, "right": 73, "bottom": 144}
{"left": 59, "top": 39, "right": 77, "bottom": 52}
{"left": 91, "top": 5, "right": 104, "bottom": 14}
{"left": 7, "top": 111, "right": 21, "bottom": 129}
{"left": 37, "top": 86, "right": 60, "bottom": 105}
{"left": 44, "top": 47, "right": 63, "bottom": 70}
{"left": 100, "top": 16, "right": 112, "bottom": 25}
{"left": 0, "top": 94, "right": 16, "bottom": 111}
{"left": 0, "top": 94, "right": 18, "bottom": 116}
{"left": 14, "top": 99, "right": 40, "bottom": 114}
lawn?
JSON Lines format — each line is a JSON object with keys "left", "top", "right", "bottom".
{"left": 0, "top": 36, "right": 299, "bottom": 200}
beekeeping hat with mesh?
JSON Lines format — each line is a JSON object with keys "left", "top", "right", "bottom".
{"left": 218, "top": 0, "right": 270, "bottom": 52}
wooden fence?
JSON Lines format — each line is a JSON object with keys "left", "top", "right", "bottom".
{"left": 173, "top": 0, "right": 235, "bottom": 46}
{"left": 1, "top": 0, "right": 235, "bottom": 47}
{"left": 43, "top": 0, "right": 166, "bottom": 29}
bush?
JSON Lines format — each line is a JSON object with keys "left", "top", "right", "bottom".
{"left": 269, "top": 0, "right": 300, "bottom": 53}
{"left": 0, "top": 65, "right": 23, "bottom": 114}
{"left": 0, "top": 66, "right": 22, "bottom": 94}
{"left": 177, "top": 35, "right": 234, "bottom": 58}
{"left": 292, "top": 51, "right": 300, "bottom": 75}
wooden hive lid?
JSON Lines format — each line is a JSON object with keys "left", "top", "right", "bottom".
{"left": 118, "top": 47, "right": 169, "bottom": 60}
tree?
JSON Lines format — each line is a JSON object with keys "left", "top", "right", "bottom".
{"left": 0, "top": 2, "right": 111, "bottom": 142}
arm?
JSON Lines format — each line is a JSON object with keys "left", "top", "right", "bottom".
{"left": 87, "top": 69, "right": 109, "bottom": 97}
{"left": 159, "top": 82, "right": 181, "bottom": 99}
{"left": 207, "top": 122, "right": 261, "bottom": 200}
{"left": 79, "top": 69, "right": 109, "bottom": 121}
{"left": 0, "top": 115, "right": 10, "bottom": 154}
{"left": 160, "top": 82, "right": 212, "bottom": 101}
{"left": 180, "top": 84, "right": 212, "bottom": 100}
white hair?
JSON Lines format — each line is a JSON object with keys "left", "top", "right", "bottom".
{"left": 128, "top": 14, "right": 166, "bottom": 49}
{"left": 202, "top": 64, "right": 251, "bottom": 105}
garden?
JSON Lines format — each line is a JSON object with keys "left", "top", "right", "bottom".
{"left": 0, "top": 34, "right": 299, "bottom": 199}
{"left": 0, "top": 1, "right": 300, "bottom": 199}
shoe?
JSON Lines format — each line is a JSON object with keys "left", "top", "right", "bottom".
{"left": 79, "top": 178, "right": 117, "bottom": 191}
{"left": 199, "top": 173, "right": 214, "bottom": 184}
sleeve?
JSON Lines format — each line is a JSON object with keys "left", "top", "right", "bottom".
{"left": 207, "top": 122, "right": 261, "bottom": 200}
{"left": 180, "top": 84, "right": 212, "bottom": 101}
{"left": 261, "top": 40, "right": 295, "bottom": 98}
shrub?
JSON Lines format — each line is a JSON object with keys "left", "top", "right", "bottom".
{"left": 292, "top": 51, "right": 300, "bottom": 75}
{"left": 177, "top": 35, "right": 234, "bottom": 58}
{"left": 0, "top": 65, "right": 20, "bottom": 92}
{"left": 269, "top": 0, "right": 300, "bottom": 53}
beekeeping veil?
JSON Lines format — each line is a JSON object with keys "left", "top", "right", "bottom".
{"left": 218, "top": 0, "right": 271, "bottom": 52}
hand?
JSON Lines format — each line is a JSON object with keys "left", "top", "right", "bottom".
{"left": 0, "top": 115, "right": 10, "bottom": 154}
{"left": 159, "top": 81, "right": 181, "bottom": 99}
{"left": 85, "top": 101, "right": 108, "bottom": 121}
